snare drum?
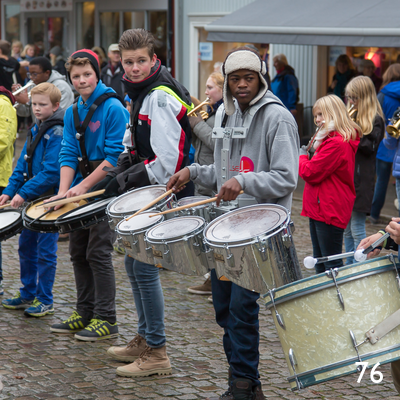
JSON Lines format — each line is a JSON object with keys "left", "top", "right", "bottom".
{"left": 23, "top": 198, "right": 87, "bottom": 233}
{"left": 116, "top": 211, "right": 164, "bottom": 263}
{"left": 265, "top": 255, "right": 400, "bottom": 390}
{"left": 204, "top": 204, "right": 302, "bottom": 293}
{"left": 55, "top": 198, "right": 115, "bottom": 234}
{"left": 173, "top": 196, "right": 213, "bottom": 222}
{"left": 106, "top": 185, "right": 174, "bottom": 229}
{"left": 0, "top": 210, "right": 23, "bottom": 241}
{"left": 145, "top": 216, "right": 209, "bottom": 276}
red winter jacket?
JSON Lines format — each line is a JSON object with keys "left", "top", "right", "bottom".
{"left": 299, "top": 132, "right": 360, "bottom": 229}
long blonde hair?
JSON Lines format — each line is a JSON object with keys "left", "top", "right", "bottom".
{"left": 345, "top": 76, "right": 384, "bottom": 135}
{"left": 313, "top": 95, "right": 359, "bottom": 142}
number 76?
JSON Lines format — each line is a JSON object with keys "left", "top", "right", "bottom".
{"left": 356, "top": 362, "right": 383, "bottom": 383}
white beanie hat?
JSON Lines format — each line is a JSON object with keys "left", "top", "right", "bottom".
{"left": 222, "top": 49, "right": 268, "bottom": 115}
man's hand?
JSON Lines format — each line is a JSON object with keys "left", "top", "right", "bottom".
{"left": 216, "top": 178, "right": 242, "bottom": 206}
{"left": 0, "top": 194, "right": 11, "bottom": 206}
{"left": 357, "top": 232, "right": 383, "bottom": 259}
{"left": 386, "top": 217, "right": 400, "bottom": 245}
{"left": 166, "top": 168, "right": 190, "bottom": 193}
{"left": 10, "top": 194, "right": 25, "bottom": 208}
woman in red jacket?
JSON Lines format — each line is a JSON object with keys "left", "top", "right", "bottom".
{"left": 300, "top": 94, "right": 360, "bottom": 273}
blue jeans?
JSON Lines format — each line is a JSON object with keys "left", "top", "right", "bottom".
{"left": 309, "top": 219, "right": 344, "bottom": 273}
{"left": 344, "top": 211, "right": 367, "bottom": 265}
{"left": 371, "top": 159, "right": 393, "bottom": 220}
{"left": 211, "top": 269, "right": 260, "bottom": 387}
{"left": 124, "top": 255, "right": 165, "bottom": 348}
{"left": 19, "top": 229, "right": 58, "bottom": 304}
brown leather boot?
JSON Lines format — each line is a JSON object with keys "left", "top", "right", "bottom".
{"left": 116, "top": 345, "right": 172, "bottom": 377}
{"left": 107, "top": 334, "right": 146, "bottom": 362}
{"left": 254, "top": 385, "right": 266, "bottom": 400}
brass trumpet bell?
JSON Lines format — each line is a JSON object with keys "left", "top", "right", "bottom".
{"left": 348, "top": 104, "right": 358, "bottom": 121}
{"left": 387, "top": 119, "right": 400, "bottom": 139}
{"left": 188, "top": 98, "right": 213, "bottom": 120}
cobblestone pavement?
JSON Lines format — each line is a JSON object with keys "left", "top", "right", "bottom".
{"left": 0, "top": 197, "right": 399, "bottom": 400}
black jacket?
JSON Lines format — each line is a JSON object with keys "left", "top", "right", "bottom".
{"left": 101, "top": 63, "right": 125, "bottom": 99}
{"left": 0, "top": 57, "right": 20, "bottom": 91}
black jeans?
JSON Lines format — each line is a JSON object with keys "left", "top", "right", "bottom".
{"left": 69, "top": 219, "right": 117, "bottom": 323}
{"left": 309, "top": 218, "right": 344, "bottom": 273}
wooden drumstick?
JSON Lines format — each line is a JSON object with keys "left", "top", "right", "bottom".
{"left": 149, "top": 190, "right": 244, "bottom": 218}
{"left": 125, "top": 180, "right": 190, "bottom": 221}
{"left": 0, "top": 203, "right": 11, "bottom": 210}
{"left": 35, "top": 189, "right": 105, "bottom": 208}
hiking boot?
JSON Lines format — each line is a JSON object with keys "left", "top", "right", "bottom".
{"left": 74, "top": 318, "right": 118, "bottom": 341}
{"left": 24, "top": 299, "right": 54, "bottom": 317}
{"left": 188, "top": 277, "right": 212, "bottom": 295}
{"left": 254, "top": 385, "right": 266, "bottom": 400}
{"left": 107, "top": 334, "right": 147, "bottom": 362}
{"left": 231, "top": 379, "right": 255, "bottom": 400}
{"left": 116, "top": 345, "right": 172, "bottom": 377}
{"left": 207, "top": 389, "right": 233, "bottom": 400}
{"left": 50, "top": 311, "right": 90, "bottom": 333}
{"left": 2, "top": 291, "right": 33, "bottom": 309}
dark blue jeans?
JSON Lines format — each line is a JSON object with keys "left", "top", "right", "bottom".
{"left": 370, "top": 159, "right": 393, "bottom": 220}
{"left": 211, "top": 269, "right": 260, "bottom": 386}
{"left": 309, "top": 218, "right": 344, "bottom": 274}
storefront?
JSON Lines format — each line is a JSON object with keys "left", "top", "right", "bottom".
{"left": 1, "top": 0, "right": 167, "bottom": 61}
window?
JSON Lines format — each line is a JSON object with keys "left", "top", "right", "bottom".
{"left": 100, "top": 12, "right": 120, "bottom": 52}
{"left": 76, "top": 2, "right": 95, "bottom": 50}
{"left": 4, "top": 4, "right": 20, "bottom": 43}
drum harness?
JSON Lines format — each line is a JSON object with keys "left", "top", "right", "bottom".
{"left": 73, "top": 92, "right": 124, "bottom": 178}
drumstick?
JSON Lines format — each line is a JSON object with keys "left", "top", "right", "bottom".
{"left": 125, "top": 180, "right": 190, "bottom": 221}
{"left": 149, "top": 190, "right": 244, "bottom": 218}
{"left": 303, "top": 250, "right": 367, "bottom": 269}
{"left": 35, "top": 189, "right": 105, "bottom": 209}
{"left": 0, "top": 203, "right": 11, "bottom": 210}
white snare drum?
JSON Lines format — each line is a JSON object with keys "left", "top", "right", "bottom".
{"left": 0, "top": 210, "right": 23, "bottom": 241}
{"left": 116, "top": 211, "right": 164, "bottom": 263}
{"left": 145, "top": 216, "right": 209, "bottom": 276}
{"left": 204, "top": 204, "right": 302, "bottom": 293}
{"left": 173, "top": 196, "right": 213, "bottom": 222}
{"left": 106, "top": 185, "right": 174, "bottom": 229}
{"left": 264, "top": 255, "right": 400, "bottom": 390}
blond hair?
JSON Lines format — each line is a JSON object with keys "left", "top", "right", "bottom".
{"left": 209, "top": 72, "right": 224, "bottom": 90}
{"left": 273, "top": 54, "right": 288, "bottom": 66}
{"left": 345, "top": 76, "right": 384, "bottom": 135}
{"left": 30, "top": 82, "right": 61, "bottom": 105}
{"left": 313, "top": 94, "right": 359, "bottom": 142}
{"left": 21, "top": 44, "right": 35, "bottom": 58}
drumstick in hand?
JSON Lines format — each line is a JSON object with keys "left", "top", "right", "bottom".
{"left": 149, "top": 191, "right": 244, "bottom": 218}
{"left": 0, "top": 203, "right": 11, "bottom": 210}
{"left": 35, "top": 189, "right": 106, "bottom": 208}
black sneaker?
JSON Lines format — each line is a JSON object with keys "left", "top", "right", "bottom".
{"left": 50, "top": 311, "right": 90, "bottom": 333}
{"left": 74, "top": 318, "right": 118, "bottom": 341}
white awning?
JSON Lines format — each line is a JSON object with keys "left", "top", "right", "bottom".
{"left": 205, "top": 0, "right": 400, "bottom": 47}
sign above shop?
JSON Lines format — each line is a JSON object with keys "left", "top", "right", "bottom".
{"left": 20, "top": 0, "right": 72, "bottom": 12}
{"left": 199, "top": 42, "right": 213, "bottom": 61}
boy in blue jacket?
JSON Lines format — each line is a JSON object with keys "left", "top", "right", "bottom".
{"left": 0, "top": 82, "right": 64, "bottom": 317}
{"left": 49, "top": 50, "right": 128, "bottom": 341}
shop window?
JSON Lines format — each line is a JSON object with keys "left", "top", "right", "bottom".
{"left": 148, "top": 11, "right": 166, "bottom": 66}
{"left": 123, "top": 11, "right": 145, "bottom": 31}
{"left": 4, "top": 4, "right": 20, "bottom": 43}
{"left": 100, "top": 12, "right": 120, "bottom": 53}
{"left": 76, "top": 2, "right": 95, "bottom": 50}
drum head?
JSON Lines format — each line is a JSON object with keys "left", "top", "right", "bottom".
{"left": 204, "top": 204, "right": 288, "bottom": 244}
{"left": 0, "top": 210, "right": 21, "bottom": 227}
{"left": 177, "top": 196, "right": 210, "bottom": 209}
{"left": 25, "top": 199, "right": 87, "bottom": 221}
{"left": 118, "top": 212, "right": 163, "bottom": 233}
{"left": 147, "top": 216, "right": 204, "bottom": 241}
{"left": 108, "top": 185, "right": 167, "bottom": 214}
{"left": 57, "top": 198, "right": 113, "bottom": 220}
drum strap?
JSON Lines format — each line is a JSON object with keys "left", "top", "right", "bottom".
{"left": 73, "top": 92, "right": 124, "bottom": 178}
{"left": 365, "top": 308, "right": 400, "bottom": 345}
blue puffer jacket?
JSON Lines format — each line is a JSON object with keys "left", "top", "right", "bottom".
{"left": 270, "top": 66, "right": 299, "bottom": 112}
{"left": 3, "top": 108, "right": 65, "bottom": 200}
{"left": 377, "top": 81, "right": 400, "bottom": 163}
{"left": 59, "top": 81, "right": 128, "bottom": 186}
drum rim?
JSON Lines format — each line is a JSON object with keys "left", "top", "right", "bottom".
{"left": 22, "top": 195, "right": 60, "bottom": 225}
{"left": 204, "top": 203, "right": 290, "bottom": 246}
{"left": 176, "top": 195, "right": 211, "bottom": 210}
{"left": 0, "top": 210, "right": 23, "bottom": 240}
{"left": 116, "top": 212, "right": 164, "bottom": 235}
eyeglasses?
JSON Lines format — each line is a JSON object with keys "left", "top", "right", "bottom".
{"left": 345, "top": 95, "right": 358, "bottom": 102}
{"left": 27, "top": 72, "right": 44, "bottom": 79}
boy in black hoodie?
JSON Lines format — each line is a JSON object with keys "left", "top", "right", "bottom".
{"left": 0, "top": 40, "right": 20, "bottom": 91}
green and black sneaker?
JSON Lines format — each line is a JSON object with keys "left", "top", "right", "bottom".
{"left": 74, "top": 318, "right": 118, "bottom": 341}
{"left": 50, "top": 311, "right": 90, "bottom": 333}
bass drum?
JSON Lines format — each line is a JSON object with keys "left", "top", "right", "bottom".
{"left": 0, "top": 209, "right": 23, "bottom": 241}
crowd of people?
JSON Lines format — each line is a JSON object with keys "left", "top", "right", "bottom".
{"left": 0, "top": 31, "right": 400, "bottom": 399}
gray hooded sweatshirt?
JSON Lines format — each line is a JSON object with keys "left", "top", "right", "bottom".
{"left": 188, "top": 91, "right": 299, "bottom": 211}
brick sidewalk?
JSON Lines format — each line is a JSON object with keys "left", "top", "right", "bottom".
{"left": 0, "top": 198, "right": 399, "bottom": 399}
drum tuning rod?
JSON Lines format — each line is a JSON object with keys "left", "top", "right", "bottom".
{"left": 35, "top": 189, "right": 105, "bottom": 209}
{"left": 148, "top": 191, "right": 244, "bottom": 218}
{"left": 0, "top": 203, "right": 11, "bottom": 210}
{"left": 303, "top": 250, "right": 367, "bottom": 269}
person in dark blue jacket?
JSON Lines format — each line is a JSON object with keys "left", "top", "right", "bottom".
{"left": 270, "top": 53, "right": 299, "bottom": 116}
{"left": 49, "top": 49, "right": 128, "bottom": 341}
{"left": 0, "top": 82, "right": 64, "bottom": 317}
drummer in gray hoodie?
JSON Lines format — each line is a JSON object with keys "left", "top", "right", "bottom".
{"left": 167, "top": 47, "right": 299, "bottom": 400}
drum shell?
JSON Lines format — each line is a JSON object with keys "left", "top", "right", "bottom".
{"left": 0, "top": 210, "right": 23, "bottom": 241}
{"left": 173, "top": 196, "right": 214, "bottom": 223}
{"left": 23, "top": 197, "right": 61, "bottom": 233}
{"left": 264, "top": 256, "right": 400, "bottom": 390}
{"left": 146, "top": 216, "right": 210, "bottom": 276}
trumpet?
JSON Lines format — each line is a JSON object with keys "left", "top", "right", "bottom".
{"left": 387, "top": 108, "right": 400, "bottom": 139}
{"left": 188, "top": 98, "right": 213, "bottom": 120}
{"left": 306, "top": 121, "right": 325, "bottom": 155}
{"left": 348, "top": 104, "right": 358, "bottom": 121}
{"left": 13, "top": 80, "right": 35, "bottom": 108}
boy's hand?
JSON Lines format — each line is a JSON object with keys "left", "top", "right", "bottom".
{"left": 386, "top": 217, "right": 400, "bottom": 245}
{"left": 216, "top": 178, "right": 243, "bottom": 206}
{"left": 10, "top": 194, "right": 25, "bottom": 208}
{"left": 166, "top": 168, "right": 190, "bottom": 193}
{"left": 357, "top": 232, "right": 383, "bottom": 259}
{"left": 0, "top": 194, "right": 11, "bottom": 205}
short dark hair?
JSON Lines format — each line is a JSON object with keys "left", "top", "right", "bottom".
{"left": 29, "top": 56, "right": 52, "bottom": 73}
{"left": 0, "top": 40, "right": 11, "bottom": 57}
{"left": 119, "top": 29, "right": 155, "bottom": 58}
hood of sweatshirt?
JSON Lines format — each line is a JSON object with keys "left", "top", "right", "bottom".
{"left": 381, "top": 81, "right": 400, "bottom": 100}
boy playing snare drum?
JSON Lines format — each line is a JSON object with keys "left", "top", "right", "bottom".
{"left": 0, "top": 82, "right": 64, "bottom": 317}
